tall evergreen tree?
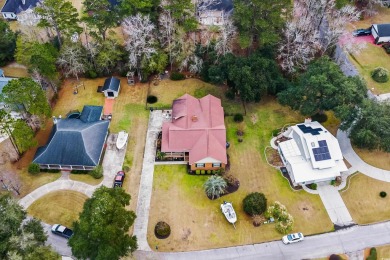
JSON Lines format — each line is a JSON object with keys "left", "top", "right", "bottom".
{"left": 233, "top": 0, "right": 291, "bottom": 50}
{"left": 35, "top": 0, "right": 82, "bottom": 47}
{"left": 0, "top": 20, "right": 17, "bottom": 66}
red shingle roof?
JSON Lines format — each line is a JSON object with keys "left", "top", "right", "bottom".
{"left": 161, "top": 94, "right": 227, "bottom": 164}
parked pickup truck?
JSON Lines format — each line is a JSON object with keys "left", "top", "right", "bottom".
{"left": 51, "top": 224, "right": 73, "bottom": 239}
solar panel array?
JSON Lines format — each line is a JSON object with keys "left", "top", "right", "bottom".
{"left": 313, "top": 140, "right": 331, "bottom": 161}
{"left": 297, "top": 124, "right": 323, "bottom": 136}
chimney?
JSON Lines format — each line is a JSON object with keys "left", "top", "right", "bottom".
{"left": 191, "top": 115, "right": 198, "bottom": 122}
{"left": 304, "top": 118, "right": 312, "bottom": 124}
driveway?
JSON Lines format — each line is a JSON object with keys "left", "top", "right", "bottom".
{"left": 133, "top": 110, "right": 163, "bottom": 251}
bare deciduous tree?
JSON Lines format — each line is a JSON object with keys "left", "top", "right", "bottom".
{"left": 159, "top": 10, "right": 179, "bottom": 70}
{"left": 278, "top": 0, "right": 362, "bottom": 74}
{"left": 215, "top": 18, "right": 237, "bottom": 58}
{"left": 0, "top": 170, "right": 22, "bottom": 196}
{"left": 122, "top": 14, "right": 156, "bottom": 81}
{"left": 57, "top": 44, "right": 86, "bottom": 81}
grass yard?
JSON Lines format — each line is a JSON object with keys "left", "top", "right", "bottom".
{"left": 377, "top": 245, "right": 390, "bottom": 258}
{"left": 148, "top": 96, "right": 333, "bottom": 252}
{"left": 27, "top": 190, "right": 88, "bottom": 227}
{"left": 0, "top": 63, "right": 29, "bottom": 78}
{"left": 353, "top": 146, "right": 390, "bottom": 171}
{"left": 69, "top": 173, "right": 102, "bottom": 186}
{"left": 341, "top": 173, "right": 390, "bottom": 224}
{"left": 348, "top": 7, "right": 390, "bottom": 94}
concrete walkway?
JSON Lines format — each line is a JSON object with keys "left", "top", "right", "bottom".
{"left": 317, "top": 183, "right": 354, "bottom": 226}
{"left": 337, "top": 130, "right": 390, "bottom": 182}
{"left": 133, "top": 110, "right": 163, "bottom": 251}
{"left": 18, "top": 133, "right": 128, "bottom": 209}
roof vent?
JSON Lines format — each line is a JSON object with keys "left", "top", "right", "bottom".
{"left": 304, "top": 118, "right": 312, "bottom": 124}
{"left": 191, "top": 115, "right": 198, "bottom": 122}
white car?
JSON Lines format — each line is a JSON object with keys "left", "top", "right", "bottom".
{"left": 282, "top": 232, "right": 304, "bottom": 244}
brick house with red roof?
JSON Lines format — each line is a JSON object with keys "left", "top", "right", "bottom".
{"left": 161, "top": 94, "right": 227, "bottom": 171}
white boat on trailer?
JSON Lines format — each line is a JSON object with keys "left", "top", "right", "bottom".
{"left": 116, "top": 131, "right": 128, "bottom": 150}
{"left": 220, "top": 201, "right": 237, "bottom": 229}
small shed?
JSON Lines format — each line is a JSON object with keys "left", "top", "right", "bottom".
{"left": 102, "top": 77, "right": 121, "bottom": 99}
{"left": 371, "top": 24, "right": 390, "bottom": 44}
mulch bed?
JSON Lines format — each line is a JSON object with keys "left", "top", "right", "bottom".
{"left": 280, "top": 170, "right": 302, "bottom": 191}
{"left": 207, "top": 182, "right": 240, "bottom": 200}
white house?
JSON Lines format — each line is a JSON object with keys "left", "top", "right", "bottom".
{"left": 1, "top": 0, "right": 41, "bottom": 21}
{"left": 278, "top": 120, "right": 348, "bottom": 186}
{"left": 197, "top": 0, "right": 233, "bottom": 26}
{"left": 371, "top": 24, "right": 390, "bottom": 44}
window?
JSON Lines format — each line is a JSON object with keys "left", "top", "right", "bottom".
{"left": 196, "top": 163, "right": 205, "bottom": 168}
{"left": 212, "top": 163, "right": 221, "bottom": 167}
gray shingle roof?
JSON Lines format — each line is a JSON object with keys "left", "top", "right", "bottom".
{"left": 102, "top": 77, "right": 120, "bottom": 92}
{"left": 33, "top": 114, "right": 109, "bottom": 167}
{"left": 1, "top": 0, "right": 41, "bottom": 14}
{"left": 80, "top": 105, "right": 102, "bottom": 123}
{"left": 377, "top": 24, "right": 390, "bottom": 37}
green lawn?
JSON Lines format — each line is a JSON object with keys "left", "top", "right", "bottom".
{"left": 27, "top": 190, "right": 88, "bottom": 227}
{"left": 147, "top": 95, "right": 333, "bottom": 252}
{"left": 341, "top": 173, "right": 390, "bottom": 224}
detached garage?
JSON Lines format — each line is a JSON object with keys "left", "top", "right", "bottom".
{"left": 371, "top": 23, "right": 390, "bottom": 44}
{"left": 102, "top": 77, "right": 121, "bottom": 99}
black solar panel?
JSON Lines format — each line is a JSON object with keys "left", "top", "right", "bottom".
{"left": 313, "top": 140, "right": 331, "bottom": 161}
{"left": 297, "top": 124, "right": 323, "bottom": 136}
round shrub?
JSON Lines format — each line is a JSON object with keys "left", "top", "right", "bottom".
{"left": 89, "top": 166, "right": 103, "bottom": 179}
{"left": 367, "top": 247, "right": 377, "bottom": 260}
{"left": 371, "top": 67, "right": 389, "bottom": 83}
{"left": 233, "top": 113, "right": 244, "bottom": 123}
{"left": 123, "top": 165, "right": 130, "bottom": 173}
{"left": 28, "top": 163, "right": 40, "bottom": 174}
{"left": 154, "top": 221, "right": 171, "bottom": 238}
{"left": 380, "top": 191, "right": 387, "bottom": 198}
{"left": 243, "top": 192, "right": 267, "bottom": 216}
{"left": 329, "top": 254, "right": 342, "bottom": 260}
{"left": 311, "top": 113, "right": 328, "bottom": 123}
{"left": 309, "top": 183, "right": 317, "bottom": 190}
{"left": 86, "top": 70, "right": 98, "bottom": 79}
{"left": 147, "top": 95, "right": 158, "bottom": 104}
{"left": 170, "top": 72, "right": 185, "bottom": 81}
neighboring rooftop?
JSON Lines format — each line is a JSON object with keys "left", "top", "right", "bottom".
{"left": 198, "top": 0, "right": 233, "bottom": 13}
{"left": 0, "top": 77, "right": 15, "bottom": 94}
{"left": 1, "top": 0, "right": 41, "bottom": 14}
{"left": 374, "top": 23, "right": 390, "bottom": 37}
{"left": 162, "top": 94, "right": 227, "bottom": 164}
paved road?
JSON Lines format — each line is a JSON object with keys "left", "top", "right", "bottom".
{"left": 135, "top": 221, "right": 390, "bottom": 260}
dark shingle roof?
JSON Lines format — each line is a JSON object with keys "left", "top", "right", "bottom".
{"left": 199, "top": 0, "right": 233, "bottom": 13}
{"left": 1, "top": 0, "right": 41, "bottom": 14}
{"left": 102, "top": 77, "right": 120, "bottom": 92}
{"left": 33, "top": 113, "right": 109, "bottom": 167}
{"left": 80, "top": 105, "right": 102, "bottom": 123}
{"left": 377, "top": 24, "right": 390, "bottom": 37}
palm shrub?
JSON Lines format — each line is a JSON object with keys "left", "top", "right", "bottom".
{"left": 203, "top": 175, "right": 227, "bottom": 199}
{"left": 243, "top": 192, "right": 267, "bottom": 216}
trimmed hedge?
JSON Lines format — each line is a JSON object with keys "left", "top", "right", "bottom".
{"left": 233, "top": 113, "right": 244, "bottom": 123}
{"left": 147, "top": 95, "right": 158, "bottom": 104}
{"left": 243, "top": 192, "right": 267, "bottom": 216}
{"left": 28, "top": 163, "right": 40, "bottom": 174}
{"left": 155, "top": 221, "right": 171, "bottom": 238}
{"left": 371, "top": 67, "right": 389, "bottom": 83}
{"left": 170, "top": 72, "right": 185, "bottom": 81}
